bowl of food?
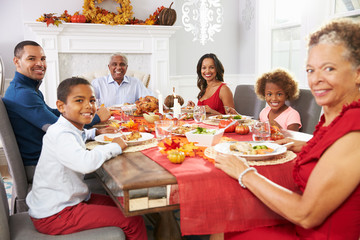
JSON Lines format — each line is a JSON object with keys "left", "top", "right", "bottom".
{"left": 185, "top": 127, "right": 224, "bottom": 147}
{"left": 143, "top": 113, "right": 161, "bottom": 124}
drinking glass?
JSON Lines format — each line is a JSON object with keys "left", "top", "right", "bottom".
{"left": 252, "top": 121, "right": 271, "bottom": 141}
{"left": 155, "top": 120, "right": 173, "bottom": 141}
{"left": 193, "top": 106, "right": 206, "bottom": 122}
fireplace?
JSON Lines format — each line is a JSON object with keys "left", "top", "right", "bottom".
{"left": 24, "top": 22, "right": 180, "bottom": 107}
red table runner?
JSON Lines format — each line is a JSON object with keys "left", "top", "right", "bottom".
{"left": 141, "top": 131, "right": 298, "bottom": 235}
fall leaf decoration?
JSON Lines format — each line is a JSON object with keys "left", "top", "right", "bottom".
{"left": 36, "top": 13, "right": 63, "bottom": 26}
{"left": 144, "top": 6, "right": 165, "bottom": 25}
{"left": 82, "top": 0, "right": 133, "bottom": 25}
{"left": 158, "top": 137, "right": 199, "bottom": 158}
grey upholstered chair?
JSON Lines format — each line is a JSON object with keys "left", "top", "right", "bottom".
{"left": 233, "top": 84, "right": 265, "bottom": 119}
{"left": 0, "top": 177, "right": 125, "bottom": 240}
{"left": 0, "top": 56, "right": 5, "bottom": 96}
{"left": 0, "top": 97, "right": 106, "bottom": 214}
{"left": 0, "top": 96, "right": 30, "bottom": 214}
{"left": 288, "top": 89, "right": 322, "bottom": 134}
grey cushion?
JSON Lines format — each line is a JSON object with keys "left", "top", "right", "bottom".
{"left": 9, "top": 213, "right": 125, "bottom": 240}
{"left": 0, "top": 97, "right": 29, "bottom": 214}
{"left": 0, "top": 178, "right": 125, "bottom": 240}
{"left": 233, "top": 85, "right": 265, "bottom": 119}
{"left": 288, "top": 89, "right": 322, "bottom": 134}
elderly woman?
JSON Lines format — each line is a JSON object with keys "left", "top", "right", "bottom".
{"left": 187, "top": 53, "right": 235, "bottom": 115}
{"left": 215, "top": 18, "right": 360, "bottom": 239}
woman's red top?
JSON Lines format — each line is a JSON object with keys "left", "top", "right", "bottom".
{"left": 198, "top": 83, "right": 226, "bottom": 114}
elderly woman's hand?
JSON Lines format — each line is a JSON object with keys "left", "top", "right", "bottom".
{"left": 275, "top": 137, "right": 306, "bottom": 153}
{"left": 214, "top": 153, "right": 249, "bottom": 180}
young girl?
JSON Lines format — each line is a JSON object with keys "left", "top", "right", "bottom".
{"left": 26, "top": 77, "right": 147, "bottom": 240}
{"left": 255, "top": 68, "right": 301, "bottom": 131}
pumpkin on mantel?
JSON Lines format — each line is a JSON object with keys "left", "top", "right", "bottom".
{"left": 158, "top": 2, "right": 177, "bottom": 26}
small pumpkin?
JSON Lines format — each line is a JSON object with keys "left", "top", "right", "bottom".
{"left": 71, "top": 14, "right": 86, "bottom": 23}
{"left": 164, "top": 95, "right": 184, "bottom": 108}
{"left": 158, "top": 2, "right": 177, "bottom": 26}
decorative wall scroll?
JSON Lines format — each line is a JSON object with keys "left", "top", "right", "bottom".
{"left": 182, "top": 0, "right": 224, "bottom": 45}
{"left": 242, "top": 0, "right": 254, "bottom": 31}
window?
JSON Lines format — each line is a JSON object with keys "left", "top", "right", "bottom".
{"left": 271, "top": 0, "right": 303, "bottom": 84}
{"left": 333, "top": 0, "right": 360, "bottom": 17}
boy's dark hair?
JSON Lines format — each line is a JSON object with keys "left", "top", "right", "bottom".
{"left": 14, "top": 40, "right": 41, "bottom": 58}
{"left": 57, "top": 77, "right": 91, "bottom": 103}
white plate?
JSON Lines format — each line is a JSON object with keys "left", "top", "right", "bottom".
{"left": 208, "top": 115, "right": 252, "bottom": 123}
{"left": 172, "top": 124, "right": 198, "bottom": 136}
{"left": 95, "top": 132, "right": 154, "bottom": 146}
{"left": 213, "top": 142, "right": 287, "bottom": 161}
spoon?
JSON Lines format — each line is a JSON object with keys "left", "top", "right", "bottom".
{"left": 218, "top": 120, "right": 238, "bottom": 133}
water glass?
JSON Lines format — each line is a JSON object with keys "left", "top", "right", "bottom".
{"left": 193, "top": 106, "right": 206, "bottom": 122}
{"left": 155, "top": 120, "right": 173, "bottom": 141}
{"left": 252, "top": 121, "right": 271, "bottom": 141}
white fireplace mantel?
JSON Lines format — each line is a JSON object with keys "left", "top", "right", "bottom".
{"left": 24, "top": 22, "right": 180, "bottom": 107}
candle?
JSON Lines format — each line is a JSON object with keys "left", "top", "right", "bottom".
{"left": 157, "top": 90, "right": 163, "bottom": 114}
{"left": 173, "top": 97, "right": 181, "bottom": 119}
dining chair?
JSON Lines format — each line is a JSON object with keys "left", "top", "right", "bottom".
{"left": 0, "top": 177, "right": 125, "bottom": 240}
{"left": 233, "top": 84, "right": 265, "bottom": 119}
{"left": 288, "top": 89, "right": 322, "bottom": 134}
{"left": 0, "top": 56, "right": 5, "bottom": 96}
{"left": 0, "top": 96, "right": 30, "bottom": 214}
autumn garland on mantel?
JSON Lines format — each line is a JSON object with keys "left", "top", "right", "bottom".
{"left": 82, "top": 0, "right": 133, "bottom": 25}
{"left": 36, "top": 0, "right": 167, "bottom": 26}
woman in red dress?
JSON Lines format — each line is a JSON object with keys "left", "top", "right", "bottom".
{"left": 187, "top": 53, "right": 235, "bottom": 115}
{"left": 215, "top": 18, "right": 360, "bottom": 239}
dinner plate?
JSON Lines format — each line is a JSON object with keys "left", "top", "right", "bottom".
{"left": 95, "top": 132, "right": 154, "bottom": 146}
{"left": 208, "top": 114, "right": 252, "bottom": 123}
{"left": 93, "top": 119, "right": 121, "bottom": 128}
{"left": 172, "top": 124, "right": 198, "bottom": 136}
{"left": 213, "top": 142, "right": 287, "bottom": 161}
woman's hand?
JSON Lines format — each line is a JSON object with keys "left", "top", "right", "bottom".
{"left": 96, "top": 106, "right": 111, "bottom": 122}
{"left": 214, "top": 153, "right": 249, "bottom": 179}
{"left": 187, "top": 101, "right": 195, "bottom": 107}
{"left": 224, "top": 106, "right": 239, "bottom": 115}
{"left": 275, "top": 137, "right": 306, "bottom": 153}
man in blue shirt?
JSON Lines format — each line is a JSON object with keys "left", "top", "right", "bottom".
{"left": 3, "top": 40, "right": 111, "bottom": 179}
{"left": 91, "top": 53, "right": 153, "bottom": 107}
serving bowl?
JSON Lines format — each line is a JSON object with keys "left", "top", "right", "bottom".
{"left": 143, "top": 113, "right": 161, "bottom": 123}
{"left": 185, "top": 128, "right": 224, "bottom": 147}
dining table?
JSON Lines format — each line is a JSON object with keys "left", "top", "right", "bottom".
{"left": 91, "top": 115, "right": 313, "bottom": 239}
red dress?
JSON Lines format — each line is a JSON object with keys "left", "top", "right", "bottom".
{"left": 198, "top": 83, "right": 226, "bottom": 114}
{"left": 226, "top": 100, "right": 360, "bottom": 240}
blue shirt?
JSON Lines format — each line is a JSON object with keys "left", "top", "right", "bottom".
{"left": 3, "top": 72, "right": 100, "bottom": 166}
{"left": 92, "top": 74, "right": 154, "bottom": 107}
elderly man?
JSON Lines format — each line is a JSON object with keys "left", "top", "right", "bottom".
{"left": 3, "top": 40, "right": 111, "bottom": 179}
{"left": 92, "top": 53, "right": 153, "bottom": 107}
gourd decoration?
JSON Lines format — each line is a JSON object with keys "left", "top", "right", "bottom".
{"left": 158, "top": 2, "right": 177, "bottom": 26}
{"left": 71, "top": 14, "right": 86, "bottom": 23}
{"left": 164, "top": 94, "right": 184, "bottom": 108}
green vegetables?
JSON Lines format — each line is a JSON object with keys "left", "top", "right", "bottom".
{"left": 253, "top": 145, "right": 268, "bottom": 150}
{"left": 232, "top": 115, "right": 242, "bottom": 119}
{"left": 193, "top": 127, "right": 216, "bottom": 135}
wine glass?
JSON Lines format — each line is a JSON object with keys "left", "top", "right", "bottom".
{"left": 193, "top": 106, "right": 206, "bottom": 122}
{"left": 252, "top": 121, "right": 271, "bottom": 141}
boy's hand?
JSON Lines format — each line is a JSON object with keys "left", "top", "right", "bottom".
{"left": 112, "top": 137, "right": 128, "bottom": 150}
{"left": 96, "top": 126, "right": 118, "bottom": 135}
{"left": 96, "top": 106, "right": 111, "bottom": 122}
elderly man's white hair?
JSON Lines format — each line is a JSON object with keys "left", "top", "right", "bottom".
{"left": 109, "top": 53, "right": 128, "bottom": 65}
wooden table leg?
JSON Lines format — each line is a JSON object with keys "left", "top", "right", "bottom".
{"left": 153, "top": 211, "right": 183, "bottom": 240}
